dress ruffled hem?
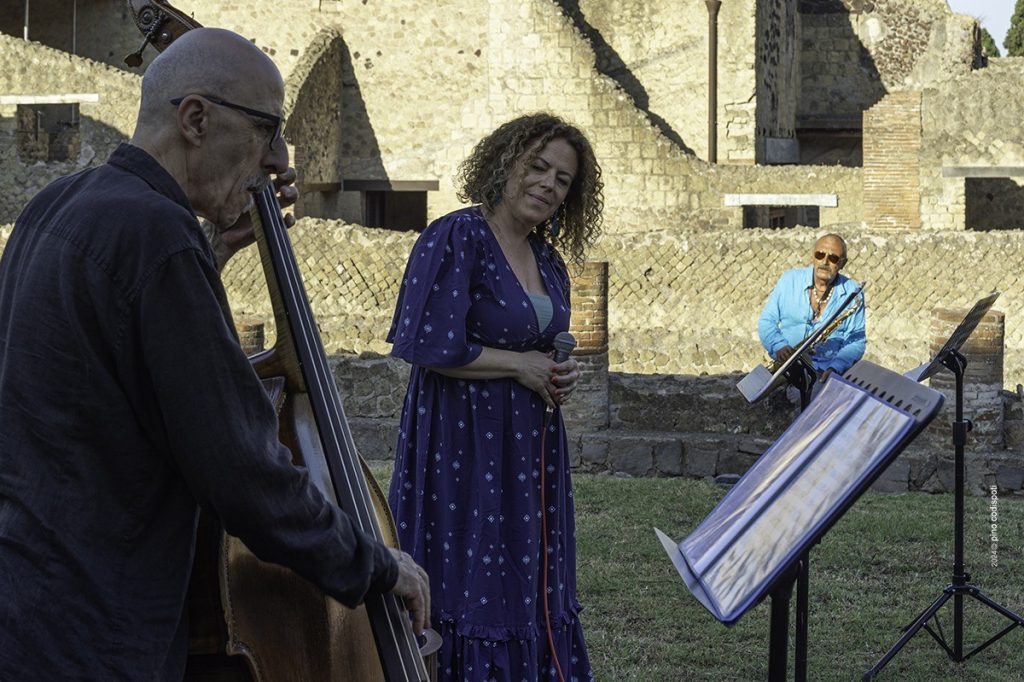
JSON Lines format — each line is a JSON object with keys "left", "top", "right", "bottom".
{"left": 438, "top": 599, "right": 583, "bottom": 642}
{"left": 432, "top": 609, "right": 593, "bottom": 682}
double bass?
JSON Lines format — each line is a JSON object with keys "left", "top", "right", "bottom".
{"left": 124, "top": 3, "right": 440, "bottom": 679}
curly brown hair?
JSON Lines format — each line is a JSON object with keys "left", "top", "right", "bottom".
{"left": 456, "top": 113, "right": 604, "bottom": 266}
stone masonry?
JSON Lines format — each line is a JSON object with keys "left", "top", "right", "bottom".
{"left": 2, "top": 1, "right": 1023, "bottom": 492}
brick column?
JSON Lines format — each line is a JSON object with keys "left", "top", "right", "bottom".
{"left": 563, "top": 261, "right": 609, "bottom": 431}
{"left": 235, "top": 316, "right": 266, "bottom": 356}
{"left": 928, "top": 307, "right": 1004, "bottom": 449}
{"left": 863, "top": 91, "right": 922, "bottom": 230}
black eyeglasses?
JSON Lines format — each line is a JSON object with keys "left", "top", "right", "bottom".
{"left": 170, "top": 94, "right": 282, "bottom": 150}
{"left": 813, "top": 250, "right": 843, "bottom": 265}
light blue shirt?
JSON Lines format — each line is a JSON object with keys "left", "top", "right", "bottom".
{"left": 757, "top": 266, "right": 866, "bottom": 374}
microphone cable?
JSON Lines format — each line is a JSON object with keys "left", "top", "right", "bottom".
{"left": 539, "top": 331, "right": 575, "bottom": 682}
{"left": 539, "top": 404, "right": 567, "bottom": 682}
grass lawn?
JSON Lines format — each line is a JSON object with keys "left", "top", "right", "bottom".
{"left": 368, "top": 465, "right": 1024, "bottom": 680}
{"left": 576, "top": 475, "right": 1024, "bottom": 681}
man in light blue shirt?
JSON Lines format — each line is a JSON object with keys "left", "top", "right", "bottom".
{"left": 758, "top": 234, "right": 866, "bottom": 386}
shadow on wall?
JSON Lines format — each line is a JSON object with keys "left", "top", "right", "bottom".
{"left": 286, "top": 30, "right": 385, "bottom": 223}
{"left": 551, "top": 0, "right": 695, "bottom": 156}
{"left": 965, "top": 178, "right": 1024, "bottom": 230}
{"left": 796, "top": 0, "right": 886, "bottom": 167}
{"left": 0, "top": 111, "right": 126, "bottom": 224}
{"left": 337, "top": 38, "right": 385, "bottom": 183}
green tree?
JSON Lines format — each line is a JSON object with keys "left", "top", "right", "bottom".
{"left": 981, "top": 27, "right": 1001, "bottom": 57}
{"left": 1007, "top": 0, "right": 1024, "bottom": 56}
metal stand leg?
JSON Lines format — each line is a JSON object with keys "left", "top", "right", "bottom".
{"left": 865, "top": 350, "right": 1024, "bottom": 678}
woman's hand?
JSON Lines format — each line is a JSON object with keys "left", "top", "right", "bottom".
{"left": 512, "top": 350, "right": 560, "bottom": 409}
{"left": 550, "top": 356, "right": 580, "bottom": 405}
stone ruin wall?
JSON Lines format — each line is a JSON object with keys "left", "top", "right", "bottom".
{"left": 0, "top": 32, "right": 140, "bottom": 223}
{"left": 201, "top": 219, "right": 1024, "bottom": 494}
{"left": 0, "top": 1, "right": 1015, "bottom": 386}
{"left": 919, "top": 58, "right": 1024, "bottom": 233}
{"left": 98, "top": 219, "right": 1019, "bottom": 396}
{"left": 1, "top": 1, "right": 867, "bottom": 233}
{"left": 567, "top": 0, "right": 758, "bottom": 163}
{"left": 1, "top": 1, "right": 1022, "bottom": 492}
{"left": 798, "top": 0, "right": 977, "bottom": 124}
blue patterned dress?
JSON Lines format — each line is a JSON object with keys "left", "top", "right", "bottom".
{"left": 387, "top": 207, "right": 593, "bottom": 681}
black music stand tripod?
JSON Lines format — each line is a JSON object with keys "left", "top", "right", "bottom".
{"left": 864, "top": 349, "right": 1024, "bottom": 679}
{"left": 768, "top": 356, "right": 816, "bottom": 682}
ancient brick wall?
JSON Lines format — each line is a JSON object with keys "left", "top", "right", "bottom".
{"left": 1, "top": 1, "right": 1020, "bottom": 491}
{"left": 920, "top": 58, "right": 1024, "bottom": 232}
{"left": 863, "top": 90, "right": 921, "bottom": 229}
{"left": 0, "top": 33, "right": 140, "bottom": 223}
{"left": 568, "top": 0, "right": 758, "bottom": 163}
{"left": 797, "top": 0, "right": 977, "bottom": 125}
{"left": 0, "top": 218, "right": 994, "bottom": 392}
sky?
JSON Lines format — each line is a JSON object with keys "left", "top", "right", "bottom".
{"left": 946, "top": 0, "right": 1015, "bottom": 52}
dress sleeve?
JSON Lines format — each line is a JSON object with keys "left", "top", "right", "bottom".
{"left": 387, "top": 212, "right": 483, "bottom": 367}
{"left": 132, "top": 249, "right": 398, "bottom": 608}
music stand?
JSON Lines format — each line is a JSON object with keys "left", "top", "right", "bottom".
{"left": 658, "top": 361, "right": 943, "bottom": 680}
{"left": 734, "top": 281, "right": 866, "bottom": 677}
{"left": 865, "top": 291, "right": 1024, "bottom": 679}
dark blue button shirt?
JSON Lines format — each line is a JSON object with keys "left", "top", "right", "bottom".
{"left": 0, "top": 144, "right": 397, "bottom": 680}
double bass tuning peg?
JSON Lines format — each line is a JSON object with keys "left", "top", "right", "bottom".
{"left": 124, "top": 36, "right": 150, "bottom": 67}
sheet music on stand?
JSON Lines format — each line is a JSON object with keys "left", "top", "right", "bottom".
{"left": 737, "top": 282, "right": 867, "bottom": 404}
{"left": 903, "top": 291, "right": 1000, "bottom": 382}
{"left": 657, "top": 361, "right": 943, "bottom": 626}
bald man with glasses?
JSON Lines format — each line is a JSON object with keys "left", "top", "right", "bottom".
{"left": 0, "top": 28, "right": 428, "bottom": 680}
{"left": 757, "top": 234, "right": 866, "bottom": 388}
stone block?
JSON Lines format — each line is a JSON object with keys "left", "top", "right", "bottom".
{"left": 685, "top": 446, "right": 719, "bottom": 478}
{"left": 653, "top": 439, "right": 684, "bottom": 475}
{"left": 717, "top": 450, "right": 758, "bottom": 477}
{"left": 909, "top": 451, "right": 938, "bottom": 490}
{"left": 606, "top": 437, "right": 653, "bottom": 477}
{"left": 996, "top": 466, "right": 1024, "bottom": 492}
{"left": 871, "top": 458, "right": 910, "bottom": 493}
{"left": 581, "top": 438, "right": 609, "bottom": 467}
{"left": 350, "top": 418, "right": 396, "bottom": 462}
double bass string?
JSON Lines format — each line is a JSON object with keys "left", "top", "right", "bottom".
{"left": 255, "top": 186, "right": 427, "bottom": 680}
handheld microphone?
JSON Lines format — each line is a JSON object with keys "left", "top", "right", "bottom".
{"left": 547, "top": 332, "right": 577, "bottom": 415}
{"left": 552, "top": 331, "right": 576, "bottom": 363}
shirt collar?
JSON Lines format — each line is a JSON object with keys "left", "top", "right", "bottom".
{"left": 107, "top": 143, "right": 194, "bottom": 215}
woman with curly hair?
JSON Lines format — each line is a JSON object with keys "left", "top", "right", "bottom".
{"left": 387, "top": 113, "right": 603, "bottom": 681}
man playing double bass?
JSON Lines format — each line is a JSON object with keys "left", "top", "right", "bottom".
{"left": 0, "top": 28, "right": 428, "bottom": 680}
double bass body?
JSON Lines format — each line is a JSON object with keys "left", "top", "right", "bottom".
{"left": 184, "top": 384, "right": 393, "bottom": 682}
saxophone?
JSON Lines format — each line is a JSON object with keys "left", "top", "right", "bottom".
{"left": 766, "top": 295, "right": 863, "bottom": 373}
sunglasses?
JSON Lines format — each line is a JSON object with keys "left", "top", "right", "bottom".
{"left": 814, "top": 250, "right": 843, "bottom": 265}
{"left": 170, "top": 94, "right": 282, "bottom": 151}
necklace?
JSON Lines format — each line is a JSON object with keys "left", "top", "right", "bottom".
{"left": 811, "top": 284, "right": 831, "bottom": 318}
